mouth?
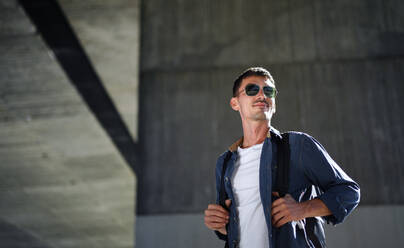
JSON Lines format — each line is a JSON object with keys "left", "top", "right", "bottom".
{"left": 253, "top": 102, "right": 269, "bottom": 108}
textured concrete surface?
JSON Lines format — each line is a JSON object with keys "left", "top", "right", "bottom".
{"left": 136, "top": 205, "right": 404, "bottom": 248}
{"left": 0, "top": 0, "right": 138, "bottom": 247}
{"left": 140, "top": 0, "right": 404, "bottom": 71}
{"left": 59, "top": 0, "right": 140, "bottom": 141}
{"left": 138, "top": 0, "right": 404, "bottom": 214}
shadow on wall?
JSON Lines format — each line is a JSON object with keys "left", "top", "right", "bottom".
{"left": 0, "top": 218, "right": 53, "bottom": 248}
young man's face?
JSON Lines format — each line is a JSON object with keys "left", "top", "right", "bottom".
{"left": 230, "top": 75, "right": 276, "bottom": 123}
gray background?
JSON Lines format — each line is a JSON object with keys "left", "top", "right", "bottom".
{"left": 137, "top": 0, "right": 404, "bottom": 247}
{"left": 138, "top": 0, "right": 404, "bottom": 214}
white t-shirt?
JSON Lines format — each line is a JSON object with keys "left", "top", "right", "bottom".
{"left": 231, "top": 143, "right": 269, "bottom": 248}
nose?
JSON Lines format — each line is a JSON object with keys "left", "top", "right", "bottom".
{"left": 256, "top": 87, "right": 266, "bottom": 99}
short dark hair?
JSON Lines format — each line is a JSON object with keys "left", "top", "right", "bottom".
{"left": 232, "top": 67, "right": 275, "bottom": 97}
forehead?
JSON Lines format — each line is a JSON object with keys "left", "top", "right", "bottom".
{"left": 240, "top": 75, "right": 275, "bottom": 88}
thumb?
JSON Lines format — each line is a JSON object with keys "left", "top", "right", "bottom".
{"left": 225, "top": 199, "right": 232, "bottom": 208}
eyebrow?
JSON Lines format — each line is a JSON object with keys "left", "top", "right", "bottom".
{"left": 247, "top": 81, "right": 275, "bottom": 87}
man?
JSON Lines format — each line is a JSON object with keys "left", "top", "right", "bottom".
{"left": 204, "top": 67, "right": 360, "bottom": 248}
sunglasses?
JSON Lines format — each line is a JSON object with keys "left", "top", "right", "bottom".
{"left": 239, "top": 84, "right": 278, "bottom": 98}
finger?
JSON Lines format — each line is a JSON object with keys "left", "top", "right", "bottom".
{"left": 207, "top": 204, "right": 229, "bottom": 215}
{"left": 271, "top": 203, "right": 285, "bottom": 216}
{"left": 205, "top": 216, "right": 228, "bottom": 227}
{"left": 272, "top": 210, "right": 285, "bottom": 226}
{"left": 205, "top": 215, "right": 229, "bottom": 223}
{"left": 272, "top": 192, "right": 280, "bottom": 197}
{"left": 208, "top": 204, "right": 226, "bottom": 210}
{"left": 205, "top": 215, "right": 229, "bottom": 224}
{"left": 208, "top": 222, "right": 227, "bottom": 230}
{"left": 218, "top": 227, "right": 227, "bottom": 235}
{"left": 271, "top": 197, "right": 285, "bottom": 208}
{"left": 205, "top": 209, "right": 229, "bottom": 219}
{"left": 225, "top": 199, "right": 232, "bottom": 208}
{"left": 205, "top": 221, "right": 227, "bottom": 230}
{"left": 275, "top": 215, "right": 292, "bottom": 228}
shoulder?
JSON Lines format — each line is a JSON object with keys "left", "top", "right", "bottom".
{"left": 273, "top": 127, "right": 314, "bottom": 144}
{"left": 215, "top": 150, "right": 231, "bottom": 168}
{"left": 217, "top": 150, "right": 229, "bottom": 160}
{"left": 283, "top": 131, "right": 325, "bottom": 151}
{"left": 283, "top": 131, "right": 313, "bottom": 143}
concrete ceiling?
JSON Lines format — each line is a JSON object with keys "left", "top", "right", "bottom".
{"left": 0, "top": 0, "right": 139, "bottom": 247}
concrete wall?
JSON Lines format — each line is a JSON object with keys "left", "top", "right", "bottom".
{"left": 0, "top": 0, "right": 139, "bottom": 247}
{"left": 139, "top": 0, "right": 404, "bottom": 213}
{"left": 136, "top": 205, "right": 404, "bottom": 248}
{"left": 138, "top": 0, "right": 404, "bottom": 247}
{"left": 59, "top": 0, "right": 140, "bottom": 141}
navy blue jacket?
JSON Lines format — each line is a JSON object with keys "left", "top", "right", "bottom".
{"left": 214, "top": 128, "right": 360, "bottom": 248}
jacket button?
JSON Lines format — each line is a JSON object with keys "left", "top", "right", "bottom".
{"left": 225, "top": 177, "right": 229, "bottom": 182}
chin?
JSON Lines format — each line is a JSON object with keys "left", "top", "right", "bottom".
{"left": 252, "top": 113, "right": 269, "bottom": 121}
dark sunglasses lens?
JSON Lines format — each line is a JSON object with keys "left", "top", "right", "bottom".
{"left": 245, "top": 84, "right": 260, "bottom": 96}
{"left": 263, "top": 86, "right": 276, "bottom": 98}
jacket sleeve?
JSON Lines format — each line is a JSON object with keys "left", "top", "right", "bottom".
{"left": 214, "top": 153, "right": 228, "bottom": 241}
{"left": 300, "top": 134, "right": 360, "bottom": 225}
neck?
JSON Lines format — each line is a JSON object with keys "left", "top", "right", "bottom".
{"left": 241, "top": 120, "right": 270, "bottom": 148}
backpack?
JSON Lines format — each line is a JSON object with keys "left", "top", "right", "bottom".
{"left": 219, "top": 133, "right": 326, "bottom": 248}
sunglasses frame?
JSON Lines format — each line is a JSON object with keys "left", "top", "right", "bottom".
{"left": 238, "top": 83, "right": 278, "bottom": 98}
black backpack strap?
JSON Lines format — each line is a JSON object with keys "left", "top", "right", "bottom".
{"left": 219, "top": 151, "right": 232, "bottom": 209}
{"left": 275, "top": 133, "right": 290, "bottom": 197}
{"left": 218, "top": 151, "right": 232, "bottom": 248}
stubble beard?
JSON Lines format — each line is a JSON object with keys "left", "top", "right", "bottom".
{"left": 251, "top": 107, "right": 274, "bottom": 122}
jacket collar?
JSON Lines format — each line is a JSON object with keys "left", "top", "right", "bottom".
{"left": 228, "top": 126, "right": 280, "bottom": 152}
{"left": 228, "top": 137, "right": 244, "bottom": 152}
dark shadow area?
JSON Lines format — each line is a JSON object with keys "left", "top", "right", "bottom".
{"left": 19, "top": 0, "right": 139, "bottom": 175}
{"left": 0, "top": 219, "right": 54, "bottom": 248}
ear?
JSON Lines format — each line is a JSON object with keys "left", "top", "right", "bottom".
{"left": 230, "top": 97, "right": 239, "bottom": 111}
